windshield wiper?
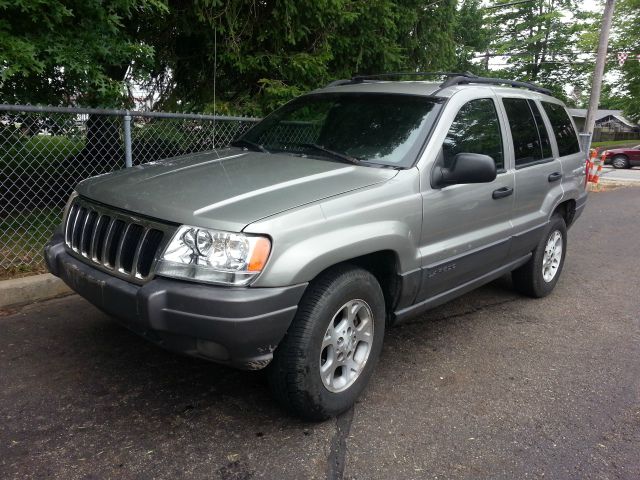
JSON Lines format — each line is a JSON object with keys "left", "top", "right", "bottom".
{"left": 299, "top": 143, "right": 361, "bottom": 165}
{"left": 231, "top": 139, "right": 270, "bottom": 153}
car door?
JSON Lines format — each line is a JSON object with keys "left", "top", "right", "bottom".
{"left": 499, "top": 96, "right": 564, "bottom": 259}
{"left": 538, "top": 100, "right": 585, "bottom": 203}
{"left": 416, "top": 94, "right": 515, "bottom": 303}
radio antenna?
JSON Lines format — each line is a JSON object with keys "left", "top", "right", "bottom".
{"left": 213, "top": 26, "right": 217, "bottom": 149}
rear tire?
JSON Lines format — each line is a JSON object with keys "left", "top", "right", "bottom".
{"left": 512, "top": 214, "right": 567, "bottom": 298}
{"left": 611, "top": 155, "right": 630, "bottom": 169}
{"left": 268, "top": 265, "right": 385, "bottom": 420}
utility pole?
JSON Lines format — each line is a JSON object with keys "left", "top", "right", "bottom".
{"left": 584, "top": 0, "right": 616, "bottom": 138}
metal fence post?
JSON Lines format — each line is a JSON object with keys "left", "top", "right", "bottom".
{"left": 579, "top": 133, "right": 592, "bottom": 153}
{"left": 123, "top": 112, "right": 133, "bottom": 168}
{"left": 0, "top": 103, "right": 260, "bottom": 275}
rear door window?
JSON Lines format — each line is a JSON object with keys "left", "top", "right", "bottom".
{"left": 502, "top": 98, "right": 548, "bottom": 167}
{"left": 541, "top": 102, "right": 581, "bottom": 156}
{"left": 528, "top": 100, "right": 553, "bottom": 159}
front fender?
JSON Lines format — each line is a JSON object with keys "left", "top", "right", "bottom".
{"left": 244, "top": 169, "right": 423, "bottom": 287}
{"left": 260, "top": 219, "right": 417, "bottom": 286}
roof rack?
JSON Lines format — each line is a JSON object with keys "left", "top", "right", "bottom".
{"left": 325, "top": 71, "right": 552, "bottom": 96}
{"left": 352, "top": 72, "right": 476, "bottom": 83}
{"left": 325, "top": 72, "right": 474, "bottom": 87}
{"left": 439, "top": 74, "right": 552, "bottom": 95}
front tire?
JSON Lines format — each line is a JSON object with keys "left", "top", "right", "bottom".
{"left": 268, "top": 265, "right": 385, "bottom": 420}
{"left": 512, "top": 214, "right": 567, "bottom": 298}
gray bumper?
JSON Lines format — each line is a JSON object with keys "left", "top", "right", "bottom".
{"left": 44, "top": 233, "right": 307, "bottom": 370}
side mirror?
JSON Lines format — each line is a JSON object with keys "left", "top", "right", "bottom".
{"left": 432, "top": 153, "right": 497, "bottom": 187}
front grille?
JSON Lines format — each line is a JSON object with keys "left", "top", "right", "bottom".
{"left": 64, "top": 196, "right": 174, "bottom": 283}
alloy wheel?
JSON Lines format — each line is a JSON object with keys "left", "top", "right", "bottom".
{"left": 319, "top": 299, "right": 374, "bottom": 393}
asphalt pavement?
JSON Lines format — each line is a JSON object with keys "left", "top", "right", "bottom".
{"left": 1, "top": 187, "right": 639, "bottom": 480}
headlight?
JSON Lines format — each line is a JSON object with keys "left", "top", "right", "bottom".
{"left": 156, "top": 226, "right": 271, "bottom": 286}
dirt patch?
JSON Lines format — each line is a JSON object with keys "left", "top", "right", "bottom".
{"left": 0, "top": 264, "right": 47, "bottom": 281}
{"left": 588, "top": 181, "right": 640, "bottom": 192}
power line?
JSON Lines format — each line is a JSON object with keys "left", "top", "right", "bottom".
{"left": 476, "top": 50, "right": 639, "bottom": 59}
{"left": 484, "top": 0, "right": 535, "bottom": 9}
{"left": 487, "top": 59, "right": 634, "bottom": 66}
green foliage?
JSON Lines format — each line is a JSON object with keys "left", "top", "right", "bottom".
{"left": 0, "top": 0, "right": 604, "bottom": 116}
{"left": 0, "top": 0, "right": 168, "bottom": 107}
{"left": 609, "top": 0, "right": 640, "bottom": 122}
{"left": 591, "top": 139, "right": 640, "bottom": 148}
{"left": 485, "top": 0, "right": 597, "bottom": 100}
{"left": 403, "top": 0, "right": 458, "bottom": 71}
{"left": 453, "top": 0, "right": 491, "bottom": 73}
{"left": 0, "top": 134, "right": 85, "bottom": 174}
{"left": 0, "top": 205, "right": 62, "bottom": 275}
{"left": 139, "top": 0, "right": 467, "bottom": 115}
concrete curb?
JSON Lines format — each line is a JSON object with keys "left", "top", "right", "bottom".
{"left": 599, "top": 177, "right": 640, "bottom": 184}
{"left": 0, "top": 274, "right": 72, "bottom": 309}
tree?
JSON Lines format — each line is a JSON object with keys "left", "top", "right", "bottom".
{"left": 0, "top": 0, "right": 169, "bottom": 179}
{"left": 0, "top": 0, "right": 167, "bottom": 107}
{"left": 403, "top": 0, "right": 458, "bottom": 72}
{"left": 1, "top": 0, "right": 490, "bottom": 116}
{"left": 452, "top": 0, "right": 491, "bottom": 73}
{"left": 484, "top": 0, "right": 595, "bottom": 100}
{"left": 139, "top": 0, "right": 464, "bottom": 116}
{"left": 609, "top": 0, "right": 640, "bottom": 121}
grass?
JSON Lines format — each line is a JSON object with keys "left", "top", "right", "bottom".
{"left": 0, "top": 206, "right": 63, "bottom": 279}
{"left": 591, "top": 139, "right": 640, "bottom": 149}
{"left": 1, "top": 135, "right": 86, "bottom": 174}
{"left": 1, "top": 134, "right": 84, "bottom": 279}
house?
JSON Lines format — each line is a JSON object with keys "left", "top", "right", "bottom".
{"left": 568, "top": 108, "right": 640, "bottom": 134}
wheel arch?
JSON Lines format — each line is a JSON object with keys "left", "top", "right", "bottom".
{"left": 552, "top": 198, "right": 577, "bottom": 227}
{"left": 311, "top": 250, "right": 405, "bottom": 324}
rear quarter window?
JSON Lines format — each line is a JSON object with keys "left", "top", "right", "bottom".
{"left": 541, "top": 102, "right": 581, "bottom": 156}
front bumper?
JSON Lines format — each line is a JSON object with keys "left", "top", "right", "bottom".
{"left": 45, "top": 233, "right": 307, "bottom": 370}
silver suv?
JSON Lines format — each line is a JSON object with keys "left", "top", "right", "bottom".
{"left": 45, "top": 73, "right": 588, "bottom": 420}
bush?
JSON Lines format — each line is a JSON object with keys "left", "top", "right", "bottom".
{"left": 0, "top": 134, "right": 86, "bottom": 176}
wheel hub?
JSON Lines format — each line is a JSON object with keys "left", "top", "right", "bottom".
{"left": 542, "top": 229, "right": 563, "bottom": 283}
{"left": 319, "top": 299, "right": 374, "bottom": 393}
{"left": 613, "top": 157, "right": 626, "bottom": 168}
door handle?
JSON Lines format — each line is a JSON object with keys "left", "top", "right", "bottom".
{"left": 548, "top": 171, "right": 563, "bottom": 182}
{"left": 492, "top": 186, "right": 513, "bottom": 199}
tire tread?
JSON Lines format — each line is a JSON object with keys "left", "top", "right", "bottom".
{"left": 268, "top": 265, "right": 383, "bottom": 420}
{"left": 512, "top": 214, "right": 567, "bottom": 298}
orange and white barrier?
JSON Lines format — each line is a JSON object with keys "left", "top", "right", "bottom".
{"left": 586, "top": 149, "right": 603, "bottom": 184}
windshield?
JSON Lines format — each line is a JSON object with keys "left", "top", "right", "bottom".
{"left": 238, "top": 93, "right": 441, "bottom": 167}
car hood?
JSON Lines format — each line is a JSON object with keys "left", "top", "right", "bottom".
{"left": 77, "top": 148, "right": 398, "bottom": 231}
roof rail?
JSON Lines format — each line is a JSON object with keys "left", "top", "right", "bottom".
{"left": 325, "top": 79, "right": 354, "bottom": 87}
{"left": 351, "top": 71, "right": 475, "bottom": 83}
{"left": 438, "top": 75, "right": 552, "bottom": 95}
{"left": 324, "top": 72, "right": 553, "bottom": 96}
{"left": 324, "top": 72, "right": 474, "bottom": 88}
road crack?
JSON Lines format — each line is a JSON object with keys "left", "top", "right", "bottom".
{"left": 326, "top": 406, "right": 355, "bottom": 480}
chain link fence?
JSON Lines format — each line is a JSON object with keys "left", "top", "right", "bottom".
{"left": 1, "top": 104, "right": 260, "bottom": 277}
